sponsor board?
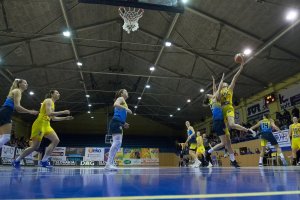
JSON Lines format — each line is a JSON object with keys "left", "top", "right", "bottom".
{"left": 52, "top": 160, "right": 77, "bottom": 166}
{"left": 84, "top": 147, "right": 104, "bottom": 161}
{"left": 51, "top": 156, "right": 67, "bottom": 162}
{"left": 1, "top": 145, "right": 15, "bottom": 159}
{"left": 267, "top": 130, "right": 291, "bottom": 151}
{"left": 51, "top": 147, "right": 66, "bottom": 156}
{"left": 65, "top": 147, "right": 85, "bottom": 157}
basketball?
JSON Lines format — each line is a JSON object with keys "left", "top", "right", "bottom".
{"left": 234, "top": 53, "right": 244, "bottom": 64}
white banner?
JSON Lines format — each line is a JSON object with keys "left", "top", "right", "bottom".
{"left": 1, "top": 145, "right": 15, "bottom": 159}
{"left": 51, "top": 147, "right": 66, "bottom": 156}
{"left": 51, "top": 156, "right": 67, "bottom": 162}
{"left": 15, "top": 148, "right": 34, "bottom": 159}
{"left": 84, "top": 147, "right": 104, "bottom": 161}
{"left": 278, "top": 82, "right": 300, "bottom": 110}
{"left": 266, "top": 130, "right": 291, "bottom": 151}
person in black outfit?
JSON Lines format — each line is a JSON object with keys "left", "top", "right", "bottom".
{"left": 292, "top": 106, "right": 299, "bottom": 118}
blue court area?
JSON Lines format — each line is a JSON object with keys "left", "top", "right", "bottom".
{"left": 1, "top": 167, "right": 300, "bottom": 200}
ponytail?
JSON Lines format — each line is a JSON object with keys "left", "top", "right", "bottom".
{"left": 45, "top": 90, "right": 56, "bottom": 99}
{"left": 114, "top": 89, "right": 125, "bottom": 101}
{"left": 9, "top": 79, "right": 24, "bottom": 93}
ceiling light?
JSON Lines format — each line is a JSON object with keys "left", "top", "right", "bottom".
{"left": 87, "top": 111, "right": 91, "bottom": 114}
{"left": 138, "top": 97, "right": 142, "bottom": 100}
{"left": 165, "top": 41, "right": 172, "bottom": 47}
{"left": 243, "top": 48, "right": 252, "bottom": 55}
{"left": 177, "top": 108, "right": 181, "bottom": 111}
{"left": 91, "top": 116, "right": 94, "bottom": 119}
{"left": 86, "top": 94, "right": 90, "bottom": 98}
{"left": 187, "top": 99, "right": 191, "bottom": 103}
{"left": 134, "top": 106, "right": 138, "bottom": 109}
{"left": 88, "top": 104, "right": 92, "bottom": 107}
{"left": 145, "top": 85, "right": 150, "bottom": 88}
{"left": 170, "top": 114, "right": 173, "bottom": 117}
{"left": 29, "top": 91, "right": 34, "bottom": 96}
{"left": 134, "top": 113, "right": 137, "bottom": 116}
{"left": 62, "top": 30, "right": 71, "bottom": 37}
{"left": 77, "top": 62, "right": 83, "bottom": 67}
{"left": 200, "top": 89, "right": 204, "bottom": 93}
{"left": 286, "top": 10, "right": 298, "bottom": 21}
{"left": 150, "top": 66, "right": 155, "bottom": 71}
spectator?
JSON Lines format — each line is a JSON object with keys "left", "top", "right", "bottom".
{"left": 292, "top": 106, "right": 299, "bottom": 118}
{"left": 255, "top": 148, "right": 260, "bottom": 154}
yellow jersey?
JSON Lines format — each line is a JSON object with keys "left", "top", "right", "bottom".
{"left": 220, "top": 87, "right": 233, "bottom": 106}
{"left": 290, "top": 123, "right": 300, "bottom": 139}
{"left": 37, "top": 99, "right": 55, "bottom": 121}
{"left": 196, "top": 136, "right": 203, "bottom": 146}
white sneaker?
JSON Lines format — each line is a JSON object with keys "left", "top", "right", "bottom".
{"left": 207, "top": 162, "right": 213, "bottom": 168}
{"left": 191, "top": 161, "right": 201, "bottom": 168}
{"left": 104, "top": 164, "right": 118, "bottom": 171}
{"left": 297, "top": 162, "right": 300, "bottom": 166}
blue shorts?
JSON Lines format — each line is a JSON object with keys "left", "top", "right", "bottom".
{"left": 213, "top": 119, "right": 225, "bottom": 136}
{"left": 0, "top": 106, "right": 13, "bottom": 126}
{"left": 108, "top": 118, "right": 124, "bottom": 135}
{"left": 261, "top": 132, "right": 278, "bottom": 146}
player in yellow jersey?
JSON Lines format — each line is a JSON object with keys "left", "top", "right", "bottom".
{"left": 289, "top": 117, "right": 300, "bottom": 165}
{"left": 13, "top": 90, "right": 73, "bottom": 168}
{"left": 220, "top": 59, "right": 256, "bottom": 136}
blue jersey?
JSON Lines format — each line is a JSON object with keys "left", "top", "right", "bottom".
{"left": 187, "top": 128, "right": 196, "bottom": 143}
{"left": 209, "top": 99, "right": 223, "bottom": 120}
{"left": 113, "top": 100, "right": 128, "bottom": 123}
{"left": 260, "top": 119, "right": 272, "bottom": 133}
{"left": 2, "top": 97, "right": 14, "bottom": 110}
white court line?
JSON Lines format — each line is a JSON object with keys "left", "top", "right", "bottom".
{"left": 33, "top": 190, "right": 300, "bottom": 200}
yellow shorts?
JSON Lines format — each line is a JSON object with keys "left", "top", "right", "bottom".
{"left": 222, "top": 104, "right": 235, "bottom": 119}
{"left": 261, "top": 139, "right": 268, "bottom": 147}
{"left": 225, "top": 127, "right": 230, "bottom": 137}
{"left": 189, "top": 143, "right": 197, "bottom": 151}
{"left": 31, "top": 119, "right": 54, "bottom": 142}
{"left": 292, "top": 138, "right": 300, "bottom": 150}
{"left": 196, "top": 145, "right": 205, "bottom": 154}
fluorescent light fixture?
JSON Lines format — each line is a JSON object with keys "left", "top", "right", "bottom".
{"left": 286, "top": 10, "right": 298, "bottom": 21}
{"left": 150, "top": 66, "right": 155, "bottom": 71}
{"left": 62, "top": 30, "right": 71, "bottom": 37}
{"left": 145, "top": 85, "right": 150, "bottom": 88}
{"left": 165, "top": 41, "right": 172, "bottom": 47}
{"left": 77, "top": 62, "right": 83, "bottom": 67}
{"left": 243, "top": 48, "right": 252, "bottom": 55}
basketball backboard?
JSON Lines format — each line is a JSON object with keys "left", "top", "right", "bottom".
{"left": 79, "top": 0, "right": 184, "bottom": 13}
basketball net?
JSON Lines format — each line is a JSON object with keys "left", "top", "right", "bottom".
{"left": 119, "top": 7, "right": 144, "bottom": 34}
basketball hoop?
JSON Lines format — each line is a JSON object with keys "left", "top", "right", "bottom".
{"left": 118, "top": 7, "right": 144, "bottom": 34}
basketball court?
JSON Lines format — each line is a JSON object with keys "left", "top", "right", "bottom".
{"left": 1, "top": 166, "right": 300, "bottom": 200}
{"left": 1, "top": 0, "right": 300, "bottom": 200}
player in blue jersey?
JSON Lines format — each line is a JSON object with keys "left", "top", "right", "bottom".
{"left": 203, "top": 73, "right": 239, "bottom": 168}
{"left": 0, "top": 79, "right": 38, "bottom": 149}
{"left": 185, "top": 121, "right": 201, "bottom": 167}
{"left": 105, "top": 89, "right": 132, "bottom": 171}
{"left": 250, "top": 114, "right": 287, "bottom": 166}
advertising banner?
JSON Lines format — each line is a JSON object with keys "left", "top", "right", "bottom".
{"left": 123, "top": 148, "right": 141, "bottom": 165}
{"left": 141, "top": 148, "right": 159, "bottom": 165}
{"left": 51, "top": 147, "right": 66, "bottom": 156}
{"left": 84, "top": 147, "right": 104, "bottom": 161}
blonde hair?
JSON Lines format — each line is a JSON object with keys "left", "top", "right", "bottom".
{"left": 9, "top": 79, "right": 24, "bottom": 94}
